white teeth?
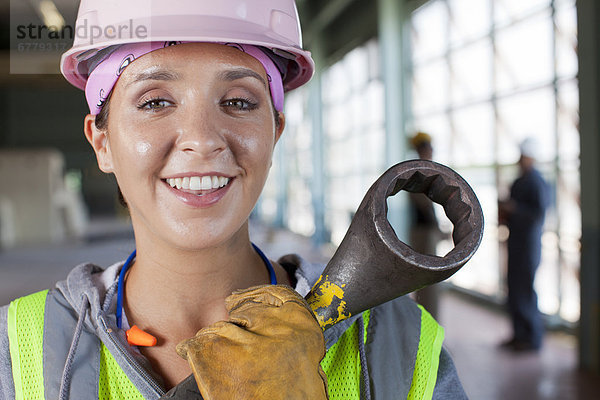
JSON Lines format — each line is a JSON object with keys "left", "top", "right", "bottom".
{"left": 189, "top": 176, "right": 201, "bottom": 190}
{"left": 167, "top": 176, "right": 230, "bottom": 190}
{"left": 182, "top": 177, "right": 190, "bottom": 190}
{"left": 201, "top": 176, "right": 212, "bottom": 190}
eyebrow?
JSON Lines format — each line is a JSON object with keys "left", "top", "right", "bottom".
{"left": 125, "top": 67, "right": 267, "bottom": 88}
{"left": 126, "top": 69, "right": 180, "bottom": 88}
{"left": 218, "top": 68, "right": 267, "bottom": 88}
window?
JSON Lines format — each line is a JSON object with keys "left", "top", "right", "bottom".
{"left": 261, "top": 40, "right": 386, "bottom": 246}
{"left": 408, "top": 0, "right": 580, "bottom": 322}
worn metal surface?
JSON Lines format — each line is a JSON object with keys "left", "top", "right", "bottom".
{"left": 161, "top": 159, "right": 484, "bottom": 399}
{"left": 306, "top": 159, "right": 484, "bottom": 330}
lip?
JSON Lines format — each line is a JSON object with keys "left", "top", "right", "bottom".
{"left": 162, "top": 176, "right": 234, "bottom": 208}
{"left": 162, "top": 172, "right": 234, "bottom": 180}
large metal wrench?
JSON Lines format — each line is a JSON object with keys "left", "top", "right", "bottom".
{"left": 161, "top": 159, "right": 484, "bottom": 399}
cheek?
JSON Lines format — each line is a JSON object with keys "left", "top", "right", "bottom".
{"left": 128, "top": 139, "right": 162, "bottom": 173}
{"left": 109, "top": 126, "right": 172, "bottom": 178}
{"left": 233, "top": 112, "right": 276, "bottom": 157}
{"left": 135, "top": 141, "right": 152, "bottom": 155}
{"left": 232, "top": 128, "right": 275, "bottom": 171}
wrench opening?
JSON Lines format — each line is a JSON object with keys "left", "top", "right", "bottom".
{"left": 376, "top": 160, "right": 484, "bottom": 272}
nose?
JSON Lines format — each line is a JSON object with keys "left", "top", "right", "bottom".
{"left": 176, "top": 109, "right": 227, "bottom": 157}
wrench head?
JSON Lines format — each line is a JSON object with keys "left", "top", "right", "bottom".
{"left": 308, "top": 160, "right": 484, "bottom": 330}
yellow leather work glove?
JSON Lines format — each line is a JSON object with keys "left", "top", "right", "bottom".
{"left": 176, "top": 284, "right": 329, "bottom": 400}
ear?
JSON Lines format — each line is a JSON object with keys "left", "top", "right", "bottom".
{"left": 274, "top": 111, "right": 286, "bottom": 145}
{"left": 84, "top": 114, "right": 114, "bottom": 173}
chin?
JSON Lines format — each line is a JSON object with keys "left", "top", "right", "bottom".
{"left": 162, "top": 217, "right": 248, "bottom": 251}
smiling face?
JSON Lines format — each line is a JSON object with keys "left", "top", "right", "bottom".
{"left": 85, "top": 43, "right": 285, "bottom": 251}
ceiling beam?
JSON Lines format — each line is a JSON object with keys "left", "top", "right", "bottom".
{"left": 304, "top": 0, "right": 360, "bottom": 45}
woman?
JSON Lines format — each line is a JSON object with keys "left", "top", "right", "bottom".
{"left": 0, "top": 1, "right": 466, "bottom": 399}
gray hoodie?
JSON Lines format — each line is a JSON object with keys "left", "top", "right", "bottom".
{"left": 0, "top": 254, "right": 467, "bottom": 399}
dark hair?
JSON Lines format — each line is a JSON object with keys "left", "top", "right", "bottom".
{"left": 94, "top": 92, "right": 112, "bottom": 131}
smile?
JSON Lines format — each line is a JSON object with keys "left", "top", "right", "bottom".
{"left": 165, "top": 176, "right": 230, "bottom": 191}
{"left": 163, "top": 174, "right": 233, "bottom": 208}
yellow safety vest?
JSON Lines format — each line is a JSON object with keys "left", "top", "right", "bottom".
{"left": 8, "top": 290, "right": 443, "bottom": 399}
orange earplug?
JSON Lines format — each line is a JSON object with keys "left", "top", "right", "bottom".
{"left": 126, "top": 325, "right": 157, "bottom": 347}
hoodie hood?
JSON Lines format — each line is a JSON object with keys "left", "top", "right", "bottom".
{"left": 55, "top": 261, "right": 124, "bottom": 333}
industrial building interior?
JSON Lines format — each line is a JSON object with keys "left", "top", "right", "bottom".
{"left": 1, "top": 0, "right": 599, "bottom": 398}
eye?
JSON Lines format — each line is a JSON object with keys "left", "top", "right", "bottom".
{"left": 221, "top": 98, "right": 258, "bottom": 111}
{"left": 137, "top": 97, "right": 173, "bottom": 111}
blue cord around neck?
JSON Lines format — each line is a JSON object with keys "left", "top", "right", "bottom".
{"left": 116, "top": 243, "right": 277, "bottom": 329}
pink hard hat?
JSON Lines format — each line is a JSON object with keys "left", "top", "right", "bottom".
{"left": 60, "top": 0, "right": 314, "bottom": 92}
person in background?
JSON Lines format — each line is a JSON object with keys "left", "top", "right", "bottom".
{"left": 498, "top": 137, "right": 550, "bottom": 351}
{"left": 408, "top": 132, "right": 444, "bottom": 319}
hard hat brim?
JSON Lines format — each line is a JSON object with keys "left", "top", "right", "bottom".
{"left": 60, "top": 15, "right": 314, "bottom": 92}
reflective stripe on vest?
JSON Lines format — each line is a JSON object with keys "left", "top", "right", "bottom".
{"left": 8, "top": 291, "right": 444, "bottom": 399}
{"left": 7, "top": 291, "right": 144, "bottom": 400}
{"left": 99, "top": 344, "right": 145, "bottom": 399}
{"left": 8, "top": 290, "right": 48, "bottom": 400}
{"left": 407, "top": 305, "right": 445, "bottom": 399}
{"left": 321, "top": 310, "right": 371, "bottom": 399}
{"left": 322, "top": 305, "right": 443, "bottom": 400}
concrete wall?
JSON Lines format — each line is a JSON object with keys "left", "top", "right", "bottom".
{"left": 0, "top": 76, "right": 120, "bottom": 216}
{"left": 0, "top": 149, "right": 66, "bottom": 245}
